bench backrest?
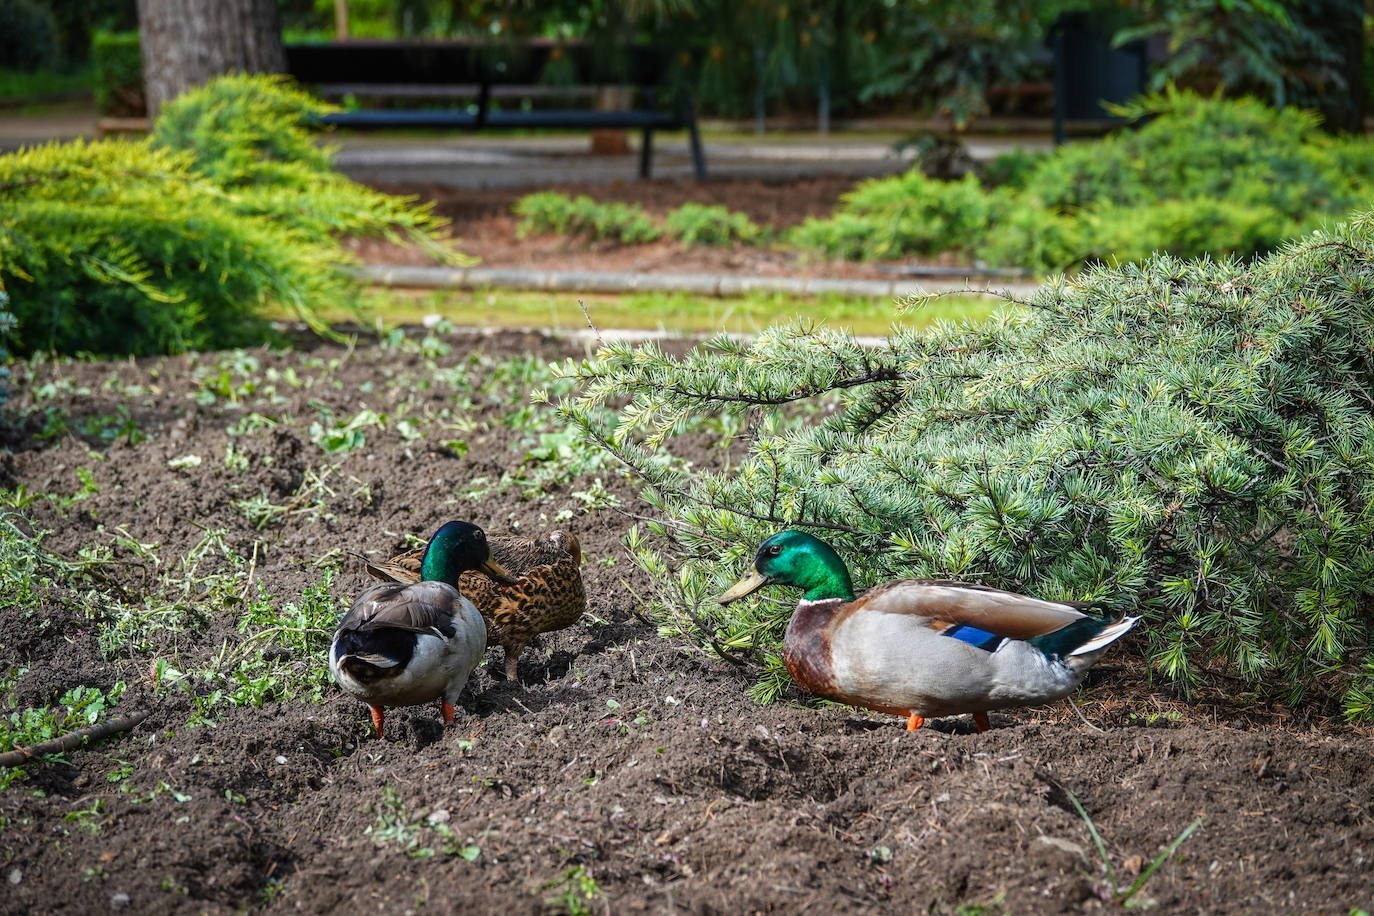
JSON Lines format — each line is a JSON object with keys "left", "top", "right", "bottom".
{"left": 284, "top": 40, "right": 683, "bottom": 87}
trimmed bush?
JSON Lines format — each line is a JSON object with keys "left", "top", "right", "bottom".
{"left": 91, "top": 29, "right": 143, "bottom": 116}
{"left": 0, "top": 74, "right": 457, "bottom": 356}
{"left": 559, "top": 211, "right": 1374, "bottom": 719}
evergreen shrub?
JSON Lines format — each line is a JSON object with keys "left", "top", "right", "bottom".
{"left": 0, "top": 281, "right": 12, "bottom": 411}
{"left": 793, "top": 91, "right": 1374, "bottom": 271}
{"left": 664, "top": 203, "right": 761, "bottom": 247}
{"left": 513, "top": 192, "right": 661, "bottom": 244}
{"left": 790, "top": 172, "right": 1002, "bottom": 261}
{"left": 0, "top": 74, "right": 456, "bottom": 356}
{"left": 558, "top": 213, "right": 1374, "bottom": 719}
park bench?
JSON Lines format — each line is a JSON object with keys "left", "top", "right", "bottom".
{"left": 283, "top": 40, "right": 707, "bottom": 180}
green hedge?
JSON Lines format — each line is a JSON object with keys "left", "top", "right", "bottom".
{"left": 91, "top": 29, "right": 142, "bottom": 116}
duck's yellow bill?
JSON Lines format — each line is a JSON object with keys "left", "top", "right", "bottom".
{"left": 480, "top": 557, "right": 519, "bottom": 584}
{"left": 717, "top": 571, "right": 770, "bottom": 605}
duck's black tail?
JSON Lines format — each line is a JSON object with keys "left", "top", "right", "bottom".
{"left": 1030, "top": 613, "right": 1140, "bottom": 663}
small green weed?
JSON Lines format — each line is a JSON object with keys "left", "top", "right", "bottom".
{"left": 1065, "top": 788, "right": 1204, "bottom": 907}
{"left": 366, "top": 787, "right": 483, "bottom": 861}
{"left": 543, "top": 865, "right": 605, "bottom": 916}
{"left": 1, "top": 683, "right": 129, "bottom": 788}
{"left": 309, "top": 406, "right": 383, "bottom": 454}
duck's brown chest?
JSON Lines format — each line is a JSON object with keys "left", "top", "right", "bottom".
{"left": 782, "top": 600, "right": 844, "bottom": 699}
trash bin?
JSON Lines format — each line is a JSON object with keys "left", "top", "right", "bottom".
{"left": 1051, "top": 11, "right": 1146, "bottom": 143}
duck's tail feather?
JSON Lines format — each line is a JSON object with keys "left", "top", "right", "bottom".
{"left": 1029, "top": 613, "right": 1139, "bottom": 664}
{"left": 1068, "top": 615, "right": 1140, "bottom": 658}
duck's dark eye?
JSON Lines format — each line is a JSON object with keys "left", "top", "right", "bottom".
{"left": 768, "top": 545, "right": 783, "bottom": 556}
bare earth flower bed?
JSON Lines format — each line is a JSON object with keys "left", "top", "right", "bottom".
{"left": 350, "top": 176, "right": 974, "bottom": 278}
{"left": 1, "top": 329, "right": 1371, "bottom": 914}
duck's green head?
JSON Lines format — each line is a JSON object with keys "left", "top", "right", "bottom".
{"left": 420, "top": 521, "right": 518, "bottom": 585}
{"left": 717, "top": 530, "right": 855, "bottom": 604}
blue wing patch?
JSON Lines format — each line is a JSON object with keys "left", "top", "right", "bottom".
{"left": 941, "top": 624, "right": 1004, "bottom": 652}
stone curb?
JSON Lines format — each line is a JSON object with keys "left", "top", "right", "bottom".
{"left": 356, "top": 264, "right": 1038, "bottom": 300}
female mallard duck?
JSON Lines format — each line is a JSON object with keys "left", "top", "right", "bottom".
{"left": 365, "top": 529, "right": 585, "bottom": 682}
{"left": 330, "top": 521, "right": 516, "bottom": 737}
{"left": 718, "top": 530, "right": 1139, "bottom": 732}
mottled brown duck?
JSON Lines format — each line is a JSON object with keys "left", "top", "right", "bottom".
{"left": 366, "top": 528, "right": 586, "bottom": 681}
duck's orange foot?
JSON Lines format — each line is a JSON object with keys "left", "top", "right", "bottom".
{"left": 440, "top": 701, "right": 456, "bottom": 726}
{"left": 973, "top": 712, "right": 990, "bottom": 734}
{"left": 905, "top": 713, "right": 925, "bottom": 732}
{"left": 370, "top": 705, "right": 385, "bottom": 738}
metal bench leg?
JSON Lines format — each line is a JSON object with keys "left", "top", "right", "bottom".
{"left": 687, "top": 112, "right": 707, "bottom": 181}
{"left": 639, "top": 127, "right": 653, "bottom": 179}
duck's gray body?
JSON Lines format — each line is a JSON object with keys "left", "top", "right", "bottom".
{"left": 328, "top": 580, "right": 487, "bottom": 711}
{"left": 783, "top": 581, "right": 1140, "bottom": 720}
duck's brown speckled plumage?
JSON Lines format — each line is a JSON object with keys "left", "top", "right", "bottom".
{"left": 365, "top": 530, "right": 585, "bottom": 680}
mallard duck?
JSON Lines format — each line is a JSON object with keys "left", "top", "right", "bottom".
{"left": 718, "top": 530, "right": 1139, "bottom": 732}
{"left": 330, "top": 521, "right": 516, "bottom": 737}
{"left": 365, "top": 529, "right": 586, "bottom": 682}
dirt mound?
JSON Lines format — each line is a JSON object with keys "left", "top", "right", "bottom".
{"left": 1, "top": 330, "right": 1371, "bottom": 914}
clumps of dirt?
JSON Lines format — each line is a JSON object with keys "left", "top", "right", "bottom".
{"left": 243, "top": 427, "right": 307, "bottom": 498}
{"left": 0, "top": 329, "right": 1371, "bottom": 914}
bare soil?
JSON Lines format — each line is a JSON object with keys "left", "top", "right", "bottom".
{"left": 1, "top": 330, "right": 1372, "bottom": 915}
{"left": 350, "top": 176, "right": 971, "bottom": 278}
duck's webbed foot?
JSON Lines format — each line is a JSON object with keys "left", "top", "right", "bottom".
{"left": 905, "top": 713, "right": 925, "bottom": 732}
{"left": 440, "top": 701, "right": 456, "bottom": 725}
{"left": 370, "top": 705, "right": 385, "bottom": 738}
{"left": 973, "top": 712, "right": 990, "bottom": 733}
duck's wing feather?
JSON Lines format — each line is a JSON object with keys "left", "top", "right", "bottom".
{"left": 854, "top": 579, "right": 1098, "bottom": 640}
{"left": 485, "top": 531, "right": 580, "bottom": 576}
{"left": 362, "top": 531, "right": 581, "bottom": 586}
{"left": 457, "top": 534, "right": 585, "bottom": 633}
{"left": 363, "top": 547, "right": 423, "bottom": 584}
{"left": 339, "top": 581, "right": 460, "bottom": 638}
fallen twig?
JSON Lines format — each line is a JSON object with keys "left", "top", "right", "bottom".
{"left": 0, "top": 710, "right": 151, "bottom": 768}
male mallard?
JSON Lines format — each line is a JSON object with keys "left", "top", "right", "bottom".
{"left": 365, "top": 529, "right": 586, "bottom": 682}
{"left": 330, "top": 521, "right": 516, "bottom": 737}
{"left": 719, "top": 530, "right": 1139, "bottom": 732}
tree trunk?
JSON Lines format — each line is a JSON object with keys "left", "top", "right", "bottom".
{"left": 136, "top": 0, "right": 286, "bottom": 117}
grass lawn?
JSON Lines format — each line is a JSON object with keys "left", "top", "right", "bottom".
{"left": 0, "top": 66, "right": 94, "bottom": 105}
{"left": 345, "top": 288, "right": 1000, "bottom": 337}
